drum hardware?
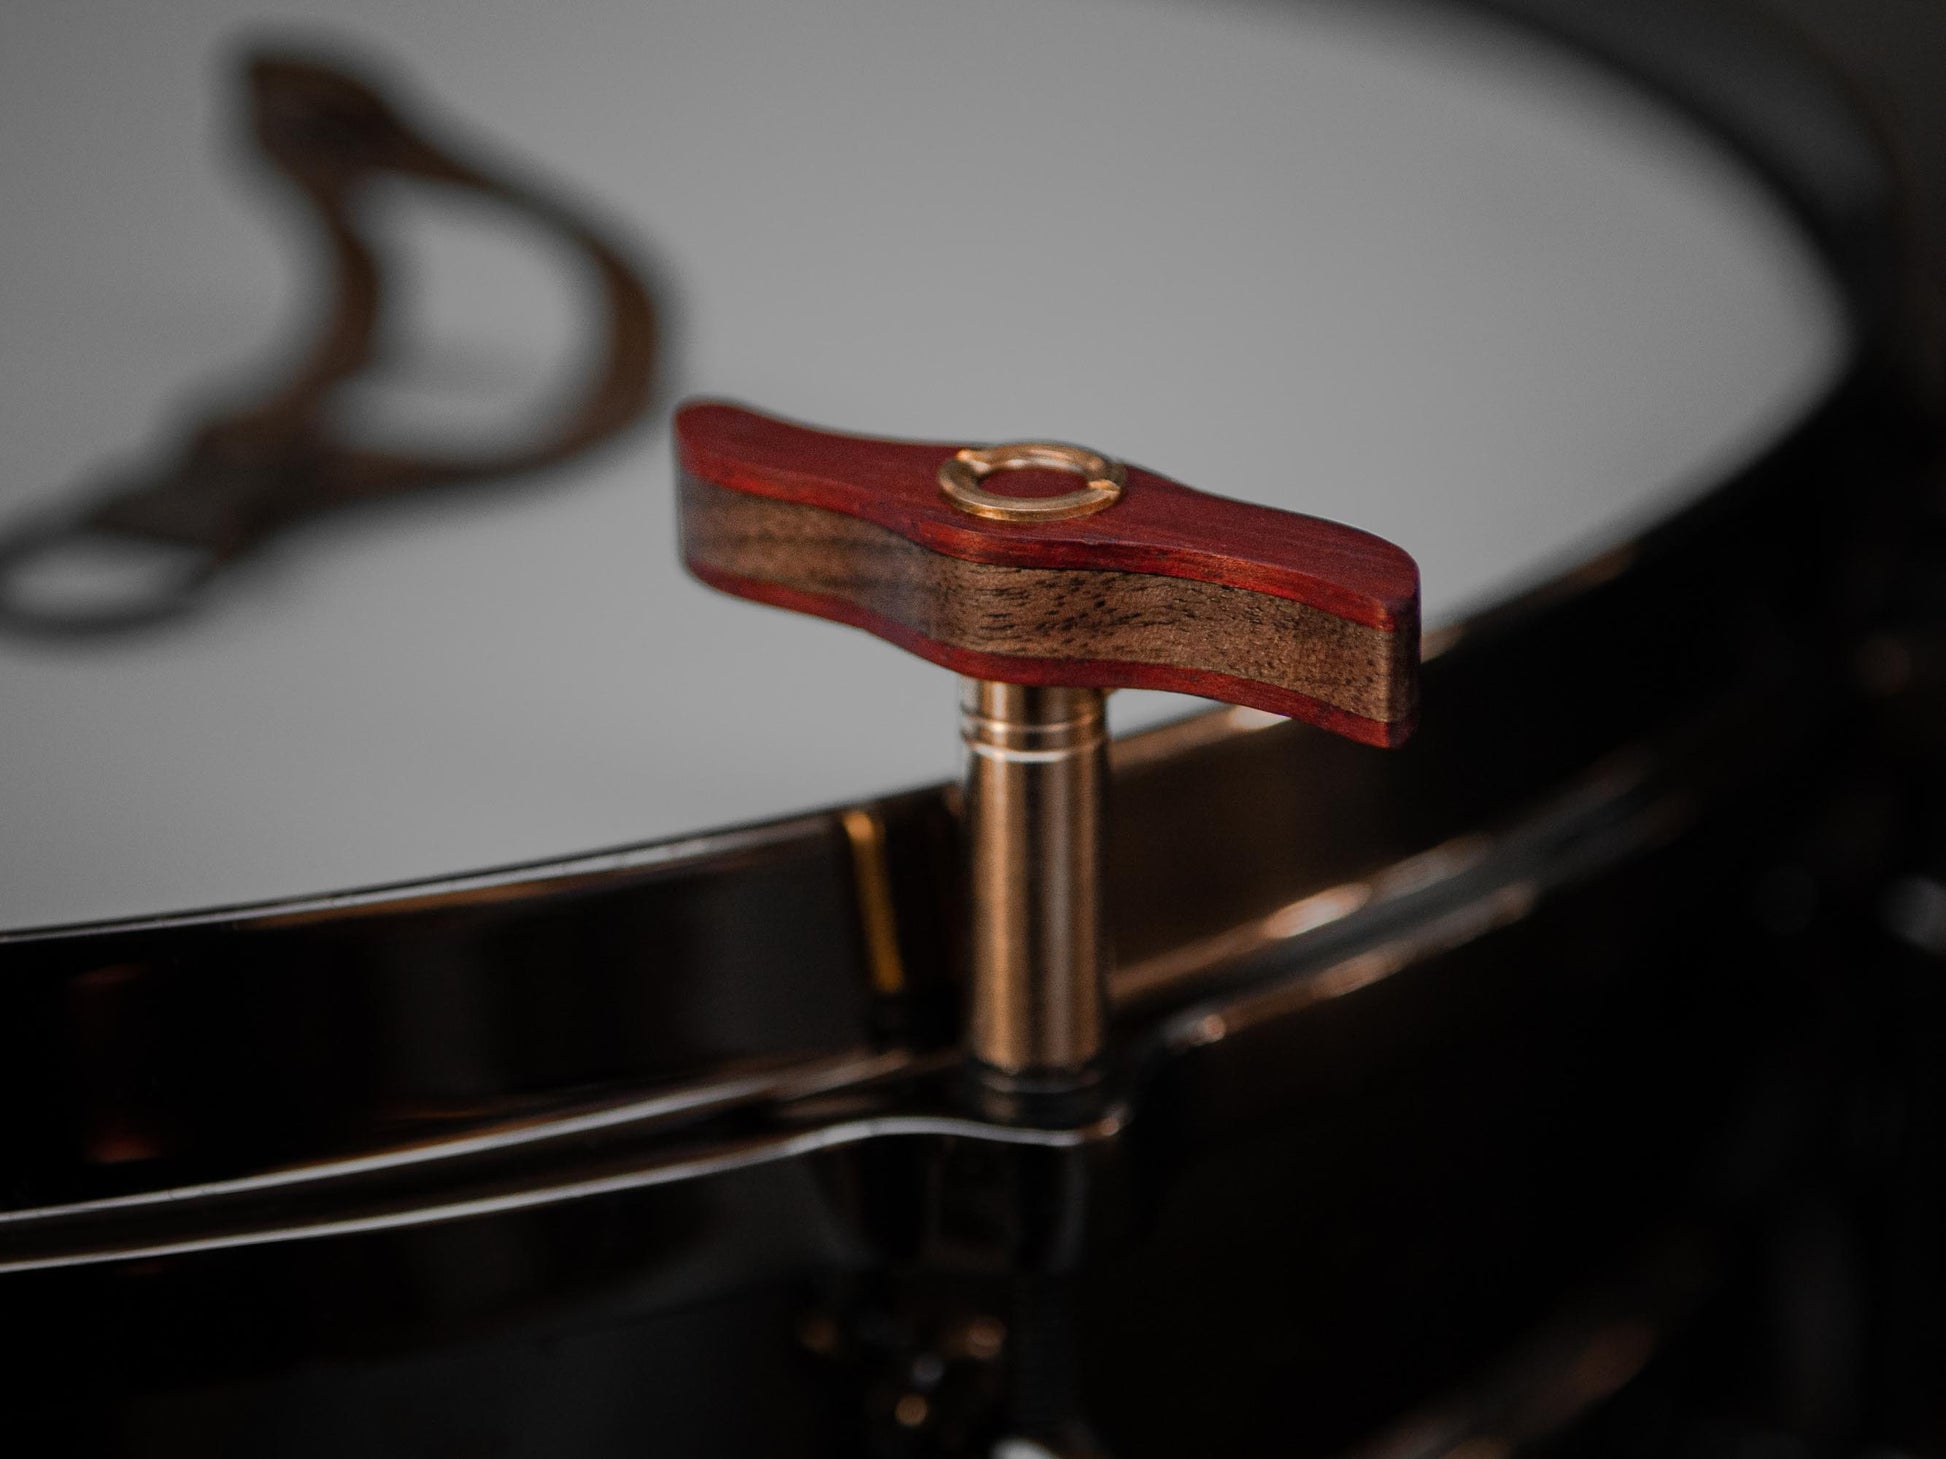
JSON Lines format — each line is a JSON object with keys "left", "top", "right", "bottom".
{"left": 675, "top": 399, "right": 1421, "bottom": 1113}
{"left": 959, "top": 679, "right": 1112, "bottom": 1088}
{"left": 0, "top": 0, "right": 1938, "bottom": 1450}
{"left": 0, "top": 48, "right": 658, "bottom": 634}
{"left": 938, "top": 444, "right": 1126, "bottom": 524}
{"left": 0, "top": 414, "right": 1914, "bottom": 1452}
{"left": 672, "top": 400, "right": 1421, "bottom": 1450}
{"left": 842, "top": 805, "right": 916, "bottom": 1000}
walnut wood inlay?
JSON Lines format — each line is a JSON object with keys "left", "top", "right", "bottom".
{"left": 674, "top": 402, "right": 1420, "bottom": 748}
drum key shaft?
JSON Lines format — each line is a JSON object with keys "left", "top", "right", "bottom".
{"left": 961, "top": 680, "right": 1112, "bottom": 1086}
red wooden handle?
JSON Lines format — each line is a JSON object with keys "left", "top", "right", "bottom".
{"left": 675, "top": 400, "right": 1419, "bottom": 747}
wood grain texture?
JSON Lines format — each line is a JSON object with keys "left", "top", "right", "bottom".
{"left": 675, "top": 401, "right": 1419, "bottom": 746}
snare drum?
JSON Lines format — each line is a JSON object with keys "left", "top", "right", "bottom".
{"left": 0, "top": 0, "right": 1935, "bottom": 1453}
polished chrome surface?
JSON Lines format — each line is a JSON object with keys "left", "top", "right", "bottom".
{"left": 962, "top": 680, "right": 1111, "bottom": 1077}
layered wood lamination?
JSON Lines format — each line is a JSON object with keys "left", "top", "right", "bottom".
{"left": 681, "top": 475, "right": 1414, "bottom": 740}
{"left": 674, "top": 401, "right": 1419, "bottom": 747}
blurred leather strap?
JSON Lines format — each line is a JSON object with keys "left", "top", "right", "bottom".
{"left": 0, "top": 48, "right": 658, "bottom": 630}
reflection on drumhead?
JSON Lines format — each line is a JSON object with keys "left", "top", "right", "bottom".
{"left": 0, "top": 0, "right": 1846, "bottom": 927}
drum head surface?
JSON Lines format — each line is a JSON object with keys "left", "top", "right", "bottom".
{"left": 0, "top": 0, "right": 1845, "bottom": 928}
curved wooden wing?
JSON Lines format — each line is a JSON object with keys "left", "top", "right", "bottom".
{"left": 676, "top": 400, "right": 1419, "bottom": 747}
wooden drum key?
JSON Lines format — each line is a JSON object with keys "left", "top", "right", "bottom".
{"left": 676, "top": 401, "right": 1420, "bottom": 1115}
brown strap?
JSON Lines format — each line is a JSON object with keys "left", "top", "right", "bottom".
{"left": 0, "top": 49, "right": 658, "bottom": 631}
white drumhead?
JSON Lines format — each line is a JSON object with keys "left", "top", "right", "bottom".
{"left": 0, "top": 0, "right": 1846, "bottom": 928}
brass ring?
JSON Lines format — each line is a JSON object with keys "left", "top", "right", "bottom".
{"left": 939, "top": 442, "right": 1125, "bottom": 523}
